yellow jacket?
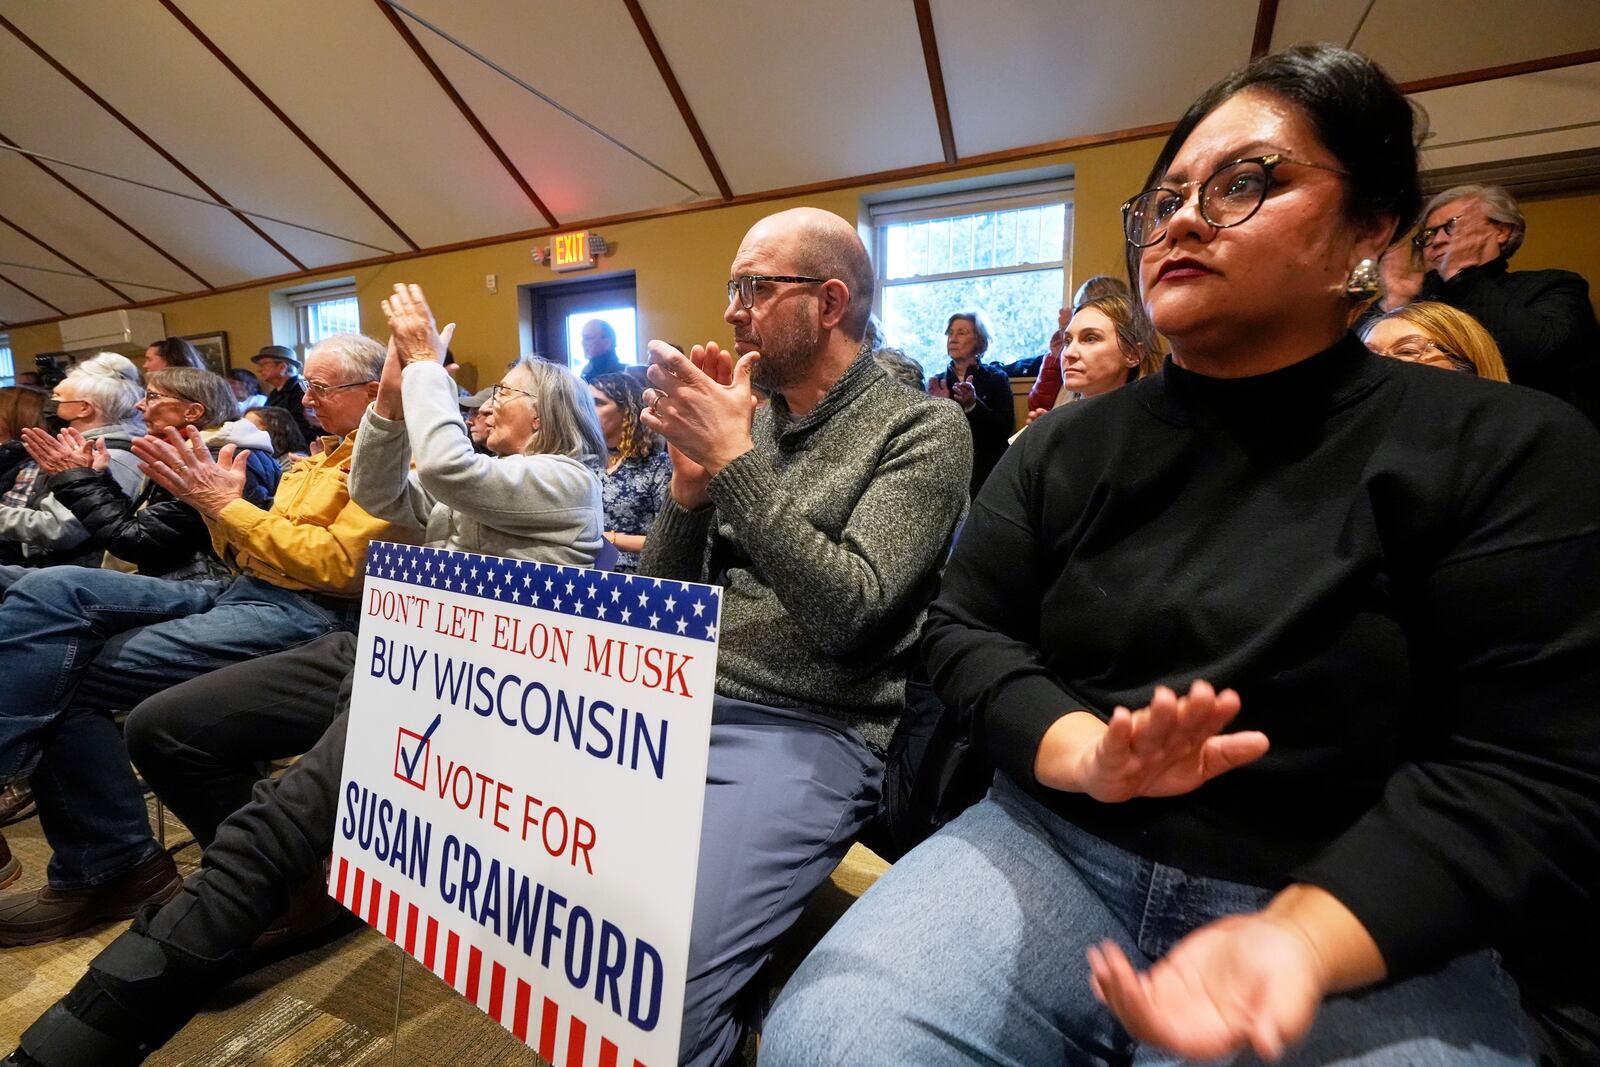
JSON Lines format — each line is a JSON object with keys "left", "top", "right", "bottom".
{"left": 207, "top": 434, "right": 417, "bottom": 597}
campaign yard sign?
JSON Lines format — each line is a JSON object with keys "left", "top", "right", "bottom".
{"left": 332, "top": 542, "right": 720, "bottom": 1067}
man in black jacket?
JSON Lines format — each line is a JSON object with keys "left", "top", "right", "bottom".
{"left": 250, "top": 345, "right": 318, "bottom": 445}
{"left": 1377, "top": 184, "right": 1600, "bottom": 423}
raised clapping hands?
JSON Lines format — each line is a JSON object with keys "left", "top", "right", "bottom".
{"left": 640, "top": 340, "right": 758, "bottom": 509}
{"left": 1377, "top": 245, "right": 1424, "bottom": 311}
{"left": 130, "top": 426, "right": 249, "bottom": 518}
{"left": 381, "top": 283, "right": 457, "bottom": 367}
{"left": 1038, "top": 679, "right": 1268, "bottom": 802}
{"left": 377, "top": 283, "right": 457, "bottom": 421}
{"left": 20, "top": 425, "right": 103, "bottom": 475}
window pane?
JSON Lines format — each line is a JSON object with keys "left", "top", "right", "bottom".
{"left": 0, "top": 339, "right": 13, "bottom": 385}
{"left": 881, "top": 203, "right": 1067, "bottom": 281}
{"left": 881, "top": 269, "right": 1065, "bottom": 379}
{"left": 303, "top": 295, "right": 360, "bottom": 348}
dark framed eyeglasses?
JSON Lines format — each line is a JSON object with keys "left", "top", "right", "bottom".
{"left": 725, "top": 274, "right": 826, "bottom": 310}
{"left": 1412, "top": 215, "right": 1463, "bottom": 249}
{"left": 303, "top": 379, "right": 375, "bottom": 399}
{"left": 488, "top": 383, "right": 537, "bottom": 404}
{"left": 142, "top": 389, "right": 183, "bottom": 404}
{"left": 1121, "top": 153, "right": 1350, "bottom": 248}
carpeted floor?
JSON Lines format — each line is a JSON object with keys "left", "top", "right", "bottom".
{"left": 0, "top": 799, "right": 887, "bottom": 1065}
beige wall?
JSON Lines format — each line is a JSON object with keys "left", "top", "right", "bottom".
{"left": 12, "top": 139, "right": 1600, "bottom": 384}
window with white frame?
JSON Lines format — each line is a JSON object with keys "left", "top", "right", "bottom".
{"left": 871, "top": 181, "right": 1072, "bottom": 378}
{"left": 0, "top": 335, "right": 13, "bottom": 387}
{"left": 289, "top": 284, "right": 360, "bottom": 357}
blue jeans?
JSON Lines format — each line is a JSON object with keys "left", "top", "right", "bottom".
{"left": 762, "top": 772, "right": 1534, "bottom": 1067}
{"left": 681, "top": 697, "right": 883, "bottom": 1067}
{"left": 0, "top": 566, "right": 349, "bottom": 887}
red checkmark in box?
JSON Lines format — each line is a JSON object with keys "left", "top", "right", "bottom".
{"left": 394, "top": 727, "right": 429, "bottom": 790}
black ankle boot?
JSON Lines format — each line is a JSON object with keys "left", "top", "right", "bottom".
{"left": 17, "top": 908, "right": 249, "bottom": 1067}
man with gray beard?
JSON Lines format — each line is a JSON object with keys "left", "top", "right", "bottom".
{"left": 639, "top": 207, "right": 971, "bottom": 1065}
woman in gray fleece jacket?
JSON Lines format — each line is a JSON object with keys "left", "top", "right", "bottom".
{"left": 349, "top": 350, "right": 605, "bottom": 565}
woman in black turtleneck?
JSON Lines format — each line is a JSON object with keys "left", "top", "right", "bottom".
{"left": 764, "top": 46, "right": 1600, "bottom": 1067}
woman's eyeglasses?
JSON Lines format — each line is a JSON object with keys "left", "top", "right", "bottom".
{"left": 488, "top": 383, "right": 537, "bottom": 404}
{"left": 1121, "top": 154, "right": 1349, "bottom": 248}
{"left": 143, "top": 389, "right": 182, "bottom": 404}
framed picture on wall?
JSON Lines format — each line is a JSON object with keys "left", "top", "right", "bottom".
{"left": 180, "top": 332, "right": 230, "bottom": 375}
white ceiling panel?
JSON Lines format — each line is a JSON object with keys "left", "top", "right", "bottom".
{"left": 641, "top": 0, "right": 944, "bottom": 192}
{"left": 935, "top": 0, "right": 1259, "bottom": 158}
{"left": 0, "top": 152, "right": 203, "bottom": 298}
{"left": 0, "top": 29, "right": 292, "bottom": 287}
{"left": 1416, "top": 63, "right": 1600, "bottom": 170}
{"left": 1349, "top": 1, "right": 1600, "bottom": 84}
{"left": 0, "top": 276, "right": 60, "bottom": 324}
{"left": 175, "top": 0, "right": 554, "bottom": 248}
{"left": 0, "top": 221, "right": 125, "bottom": 313}
{"left": 1270, "top": 0, "right": 1371, "bottom": 53}
{"left": 409, "top": 17, "right": 712, "bottom": 222}
{"left": 401, "top": 0, "right": 717, "bottom": 215}
{"left": 1, "top": 0, "right": 408, "bottom": 267}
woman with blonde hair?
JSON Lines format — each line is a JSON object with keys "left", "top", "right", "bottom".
{"left": 1056, "top": 292, "right": 1164, "bottom": 403}
{"left": 590, "top": 370, "right": 671, "bottom": 572}
{"left": 1361, "top": 301, "right": 1510, "bottom": 381}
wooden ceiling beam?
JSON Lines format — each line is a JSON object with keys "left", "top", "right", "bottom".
{"left": 374, "top": 0, "right": 559, "bottom": 227}
{"left": 0, "top": 129, "right": 213, "bottom": 290}
{"left": 620, "top": 0, "right": 733, "bottom": 199}
{"left": 157, "top": 0, "right": 421, "bottom": 252}
{"left": 0, "top": 13, "right": 305, "bottom": 273}
{"left": 0, "top": 271, "right": 66, "bottom": 317}
{"left": 1397, "top": 47, "right": 1600, "bottom": 95}
{"left": 0, "top": 210, "right": 133, "bottom": 304}
{"left": 912, "top": 0, "right": 958, "bottom": 165}
{"left": 1250, "top": 0, "right": 1280, "bottom": 59}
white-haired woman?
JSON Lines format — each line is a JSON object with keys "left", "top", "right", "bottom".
{"left": 0, "top": 354, "right": 144, "bottom": 570}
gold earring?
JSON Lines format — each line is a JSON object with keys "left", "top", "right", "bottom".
{"left": 1343, "top": 258, "right": 1380, "bottom": 301}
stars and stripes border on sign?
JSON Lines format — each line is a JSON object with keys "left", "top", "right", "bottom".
{"left": 364, "top": 542, "right": 719, "bottom": 643}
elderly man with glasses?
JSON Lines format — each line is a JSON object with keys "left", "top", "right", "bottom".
{"left": 1371, "top": 183, "right": 1600, "bottom": 423}
{"left": 0, "top": 333, "right": 417, "bottom": 947}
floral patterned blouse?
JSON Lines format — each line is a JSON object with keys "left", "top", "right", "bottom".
{"left": 601, "top": 449, "right": 672, "bottom": 573}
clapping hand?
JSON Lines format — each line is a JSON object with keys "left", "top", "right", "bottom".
{"left": 1038, "top": 680, "right": 1268, "bottom": 802}
{"left": 20, "top": 426, "right": 96, "bottom": 475}
{"left": 950, "top": 379, "right": 978, "bottom": 411}
{"left": 641, "top": 340, "right": 757, "bottom": 509}
{"left": 381, "top": 283, "right": 457, "bottom": 367}
{"left": 130, "top": 426, "right": 249, "bottom": 518}
{"left": 1088, "top": 912, "right": 1324, "bottom": 1062}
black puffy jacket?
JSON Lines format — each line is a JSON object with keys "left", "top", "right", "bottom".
{"left": 49, "top": 448, "right": 280, "bottom": 579}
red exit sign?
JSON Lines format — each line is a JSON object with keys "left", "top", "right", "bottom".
{"left": 550, "top": 230, "right": 595, "bottom": 272}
